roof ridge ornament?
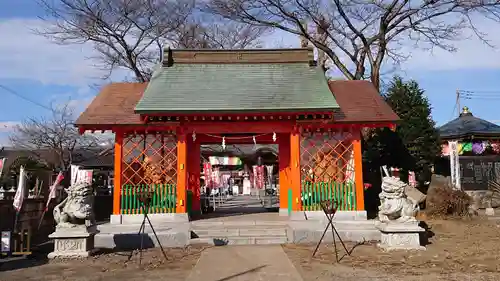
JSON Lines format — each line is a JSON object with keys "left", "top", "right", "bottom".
{"left": 460, "top": 106, "right": 473, "bottom": 117}
{"left": 162, "top": 45, "right": 173, "bottom": 67}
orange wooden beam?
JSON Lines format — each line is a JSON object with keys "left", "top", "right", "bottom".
{"left": 290, "top": 130, "right": 301, "bottom": 211}
{"left": 185, "top": 121, "right": 295, "bottom": 134}
{"left": 278, "top": 134, "right": 290, "bottom": 211}
{"left": 353, "top": 128, "right": 365, "bottom": 211}
{"left": 187, "top": 137, "right": 201, "bottom": 213}
{"left": 195, "top": 134, "right": 277, "bottom": 144}
{"left": 113, "top": 132, "right": 123, "bottom": 215}
{"left": 75, "top": 121, "right": 398, "bottom": 135}
{"left": 176, "top": 132, "right": 188, "bottom": 213}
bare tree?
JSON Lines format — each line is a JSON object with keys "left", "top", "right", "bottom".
{"left": 36, "top": 0, "right": 268, "bottom": 82}
{"left": 9, "top": 103, "right": 99, "bottom": 171}
{"left": 207, "top": 0, "right": 500, "bottom": 89}
{"left": 174, "top": 20, "right": 267, "bottom": 49}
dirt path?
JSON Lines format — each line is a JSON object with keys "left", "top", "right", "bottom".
{"left": 186, "top": 245, "right": 303, "bottom": 281}
{"left": 0, "top": 245, "right": 208, "bottom": 281}
{"left": 283, "top": 218, "right": 500, "bottom": 281}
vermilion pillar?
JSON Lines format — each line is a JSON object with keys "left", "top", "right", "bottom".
{"left": 353, "top": 128, "right": 365, "bottom": 210}
{"left": 290, "top": 130, "right": 301, "bottom": 211}
{"left": 187, "top": 137, "right": 201, "bottom": 214}
{"left": 176, "top": 132, "right": 187, "bottom": 213}
{"left": 278, "top": 134, "right": 290, "bottom": 211}
{"left": 113, "top": 132, "right": 123, "bottom": 215}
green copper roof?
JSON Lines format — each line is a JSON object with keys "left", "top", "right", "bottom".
{"left": 135, "top": 63, "right": 339, "bottom": 114}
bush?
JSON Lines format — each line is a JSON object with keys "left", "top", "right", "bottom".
{"left": 426, "top": 184, "right": 473, "bottom": 217}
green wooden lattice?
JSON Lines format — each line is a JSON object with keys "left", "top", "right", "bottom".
{"left": 300, "top": 181, "right": 356, "bottom": 211}
{"left": 120, "top": 184, "right": 177, "bottom": 214}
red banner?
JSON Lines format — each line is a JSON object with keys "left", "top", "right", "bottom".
{"left": 256, "top": 166, "right": 265, "bottom": 189}
{"left": 203, "top": 162, "right": 213, "bottom": 188}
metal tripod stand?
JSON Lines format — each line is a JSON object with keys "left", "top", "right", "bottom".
{"left": 127, "top": 191, "right": 168, "bottom": 265}
{"left": 312, "top": 200, "right": 350, "bottom": 262}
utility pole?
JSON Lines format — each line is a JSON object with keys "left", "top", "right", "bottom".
{"left": 456, "top": 89, "right": 461, "bottom": 116}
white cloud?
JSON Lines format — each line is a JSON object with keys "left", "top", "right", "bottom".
{"left": 0, "top": 121, "right": 20, "bottom": 133}
{"left": 402, "top": 17, "right": 500, "bottom": 71}
{"left": 0, "top": 19, "right": 109, "bottom": 86}
{"left": 0, "top": 121, "right": 19, "bottom": 147}
{"left": 67, "top": 96, "right": 94, "bottom": 113}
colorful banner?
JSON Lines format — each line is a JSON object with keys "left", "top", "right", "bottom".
{"left": 208, "top": 156, "right": 242, "bottom": 166}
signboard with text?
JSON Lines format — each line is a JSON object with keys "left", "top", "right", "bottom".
{"left": 459, "top": 156, "right": 500, "bottom": 191}
{"left": 1, "top": 231, "right": 11, "bottom": 253}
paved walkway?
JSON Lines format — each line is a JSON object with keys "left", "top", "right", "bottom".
{"left": 185, "top": 245, "right": 303, "bottom": 281}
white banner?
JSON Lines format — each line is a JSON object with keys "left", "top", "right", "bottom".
{"left": 0, "top": 158, "right": 6, "bottom": 179}
{"left": 13, "top": 166, "right": 26, "bottom": 212}
{"left": 448, "top": 141, "right": 461, "bottom": 190}
{"left": 71, "top": 164, "right": 80, "bottom": 185}
{"left": 266, "top": 165, "right": 273, "bottom": 188}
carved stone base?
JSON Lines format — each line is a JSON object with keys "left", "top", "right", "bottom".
{"left": 48, "top": 227, "right": 99, "bottom": 259}
{"left": 376, "top": 222, "right": 426, "bottom": 251}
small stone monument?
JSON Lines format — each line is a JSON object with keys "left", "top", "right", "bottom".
{"left": 48, "top": 181, "right": 99, "bottom": 258}
{"left": 376, "top": 176, "right": 425, "bottom": 251}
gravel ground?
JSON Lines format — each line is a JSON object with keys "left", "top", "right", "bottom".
{"left": 283, "top": 218, "right": 500, "bottom": 281}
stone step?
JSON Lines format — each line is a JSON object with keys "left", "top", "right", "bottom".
{"left": 95, "top": 222, "right": 190, "bottom": 249}
{"left": 190, "top": 236, "right": 288, "bottom": 245}
{"left": 97, "top": 223, "right": 186, "bottom": 234}
{"left": 288, "top": 220, "right": 378, "bottom": 230}
{"left": 95, "top": 231, "right": 189, "bottom": 249}
{"left": 190, "top": 220, "right": 288, "bottom": 227}
{"left": 191, "top": 226, "right": 288, "bottom": 238}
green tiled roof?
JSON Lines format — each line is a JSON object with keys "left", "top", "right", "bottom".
{"left": 135, "top": 63, "right": 339, "bottom": 114}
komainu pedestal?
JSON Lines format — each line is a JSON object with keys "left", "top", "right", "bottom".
{"left": 377, "top": 222, "right": 425, "bottom": 251}
{"left": 48, "top": 227, "right": 98, "bottom": 258}
{"left": 376, "top": 176, "right": 426, "bottom": 251}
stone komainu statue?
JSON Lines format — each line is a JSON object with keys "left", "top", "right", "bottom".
{"left": 378, "top": 176, "right": 419, "bottom": 223}
{"left": 53, "top": 181, "right": 95, "bottom": 228}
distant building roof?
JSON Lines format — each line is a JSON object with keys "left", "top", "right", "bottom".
{"left": 439, "top": 106, "right": 500, "bottom": 140}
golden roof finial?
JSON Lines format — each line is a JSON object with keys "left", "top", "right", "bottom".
{"left": 462, "top": 106, "right": 470, "bottom": 114}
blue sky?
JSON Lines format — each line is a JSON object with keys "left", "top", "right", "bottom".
{"left": 1, "top": 1, "right": 500, "bottom": 146}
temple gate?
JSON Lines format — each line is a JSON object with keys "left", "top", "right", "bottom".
{"left": 75, "top": 47, "right": 398, "bottom": 223}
